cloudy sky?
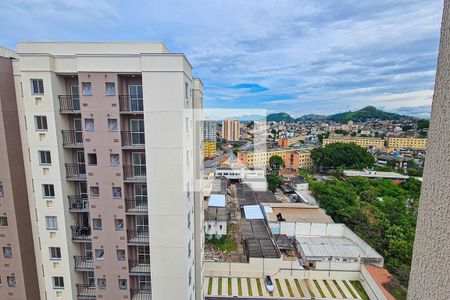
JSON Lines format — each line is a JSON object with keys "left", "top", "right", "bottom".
{"left": 1, "top": 0, "right": 443, "bottom": 118}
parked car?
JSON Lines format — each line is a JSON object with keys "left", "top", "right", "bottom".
{"left": 265, "top": 276, "right": 274, "bottom": 292}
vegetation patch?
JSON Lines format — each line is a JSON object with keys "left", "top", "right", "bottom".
{"left": 294, "top": 279, "right": 305, "bottom": 297}
{"left": 324, "top": 280, "right": 337, "bottom": 298}
{"left": 343, "top": 281, "right": 357, "bottom": 298}
{"left": 285, "top": 279, "right": 294, "bottom": 297}
{"left": 384, "top": 279, "right": 407, "bottom": 300}
{"left": 205, "top": 235, "right": 237, "bottom": 252}
{"left": 228, "top": 278, "right": 232, "bottom": 295}
{"left": 247, "top": 278, "right": 253, "bottom": 296}
{"left": 256, "top": 278, "right": 263, "bottom": 296}
{"left": 351, "top": 281, "right": 370, "bottom": 300}
{"left": 275, "top": 279, "right": 284, "bottom": 297}
{"left": 218, "top": 278, "right": 222, "bottom": 296}
{"left": 313, "top": 280, "right": 326, "bottom": 298}
{"left": 333, "top": 280, "right": 346, "bottom": 298}
{"left": 207, "top": 277, "right": 213, "bottom": 295}
{"left": 237, "top": 278, "right": 242, "bottom": 296}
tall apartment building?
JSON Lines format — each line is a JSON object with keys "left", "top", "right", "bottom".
{"left": 284, "top": 150, "right": 314, "bottom": 169}
{"left": 222, "top": 119, "right": 240, "bottom": 141}
{"left": 203, "top": 141, "right": 216, "bottom": 159}
{"left": 13, "top": 42, "right": 203, "bottom": 300}
{"left": 0, "top": 48, "right": 40, "bottom": 300}
{"left": 387, "top": 137, "right": 428, "bottom": 150}
{"left": 203, "top": 120, "right": 217, "bottom": 142}
{"left": 323, "top": 136, "right": 385, "bottom": 149}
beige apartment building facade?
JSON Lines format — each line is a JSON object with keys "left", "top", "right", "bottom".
{"left": 12, "top": 42, "right": 203, "bottom": 300}
{"left": 238, "top": 146, "right": 315, "bottom": 168}
{"left": 222, "top": 119, "right": 240, "bottom": 141}
{"left": 387, "top": 137, "right": 428, "bottom": 149}
{"left": 323, "top": 136, "right": 385, "bottom": 149}
{"left": 0, "top": 48, "right": 40, "bottom": 300}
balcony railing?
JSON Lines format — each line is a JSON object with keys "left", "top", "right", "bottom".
{"left": 71, "top": 226, "right": 91, "bottom": 241}
{"left": 68, "top": 195, "right": 89, "bottom": 212}
{"left": 119, "top": 95, "right": 143, "bottom": 112}
{"left": 121, "top": 131, "right": 145, "bottom": 147}
{"left": 76, "top": 284, "right": 96, "bottom": 298}
{"left": 127, "top": 230, "right": 149, "bottom": 244}
{"left": 59, "top": 95, "right": 81, "bottom": 112}
{"left": 129, "top": 259, "right": 151, "bottom": 274}
{"left": 65, "top": 164, "right": 86, "bottom": 180}
{"left": 125, "top": 198, "right": 148, "bottom": 213}
{"left": 74, "top": 256, "right": 94, "bottom": 271}
{"left": 130, "top": 288, "right": 152, "bottom": 300}
{"left": 62, "top": 130, "right": 83, "bottom": 147}
{"left": 123, "top": 165, "right": 146, "bottom": 182}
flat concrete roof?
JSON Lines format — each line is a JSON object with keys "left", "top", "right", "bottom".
{"left": 264, "top": 203, "right": 334, "bottom": 224}
{"left": 343, "top": 170, "right": 409, "bottom": 179}
{"left": 205, "top": 207, "right": 227, "bottom": 222}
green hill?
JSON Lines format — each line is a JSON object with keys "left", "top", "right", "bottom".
{"left": 327, "top": 106, "right": 410, "bottom": 122}
{"left": 267, "top": 112, "right": 294, "bottom": 122}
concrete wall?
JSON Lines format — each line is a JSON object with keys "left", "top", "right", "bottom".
{"left": 408, "top": 2, "right": 450, "bottom": 299}
{"left": 360, "top": 265, "right": 387, "bottom": 300}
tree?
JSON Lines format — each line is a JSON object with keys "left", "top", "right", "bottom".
{"left": 269, "top": 155, "right": 284, "bottom": 171}
{"left": 266, "top": 174, "right": 283, "bottom": 191}
{"left": 417, "top": 119, "right": 430, "bottom": 130}
{"left": 311, "top": 142, "right": 374, "bottom": 171}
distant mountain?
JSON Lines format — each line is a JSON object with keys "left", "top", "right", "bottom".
{"left": 327, "top": 106, "right": 412, "bottom": 122}
{"left": 296, "top": 114, "right": 327, "bottom": 122}
{"left": 267, "top": 112, "right": 294, "bottom": 122}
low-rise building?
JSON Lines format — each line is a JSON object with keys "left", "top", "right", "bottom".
{"left": 343, "top": 169, "right": 409, "bottom": 181}
{"left": 278, "top": 136, "right": 305, "bottom": 147}
{"left": 203, "top": 141, "right": 217, "bottom": 159}
{"left": 323, "top": 136, "right": 385, "bottom": 149}
{"left": 238, "top": 146, "right": 315, "bottom": 168}
{"left": 284, "top": 150, "right": 314, "bottom": 169}
{"left": 387, "top": 137, "right": 428, "bottom": 149}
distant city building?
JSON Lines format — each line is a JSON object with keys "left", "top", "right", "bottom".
{"left": 284, "top": 150, "right": 314, "bottom": 169}
{"left": 203, "top": 120, "right": 217, "bottom": 142}
{"left": 203, "top": 141, "right": 217, "bottom": 159}
{"left": 278, "top": 135, "right": 305, "bottom": 147}
{"left": 323, "top": 136, "right": 385, "bottom": 149}
{"left": 238, "top": 146, "right": 316, "bottom": 168}
{"left": 222, "top": 119, "right": 240, "bottom": 141}
{"left": 387, "top": 137, "right": 428, "bottom": 150}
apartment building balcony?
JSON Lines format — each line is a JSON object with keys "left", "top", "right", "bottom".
{"left": 127, "top": 230, "right": 149, "bottom": 244}
{"left": 119, "top": 95, "right": 143, "bottom": 113}
{"left": 65, "top": 164, "right": 87, "bottom": 180}
{"left": 62, "top": 130, "right": 83, "bottom": 148}
{"left": 123, "top": 165, "right": 146, "bottom": 182}
{"left": 76, "top": 284, "right": 96, "bottom": 299}
{"left": 59, "top": 95, "right": 81, "bottom": 113}
{"left": 125, "top": 198, "right": 148, "bottom": 214}
{"left": 121, "top": 131, "right": 145, "bottom": 148}
{"left": 74, "top": 256, "right": 94, "bottom": 271}
{"left": 130, "top": 288, "right": 152, "bottom": 300}
{"left": 68, "top": 195, "right": 89, "bottom": 212}
{"left": 71, "top": 226, "right": 91, "bottom": 241}
{"left": 129, "top": 259, "right": 151, "bottom": 274}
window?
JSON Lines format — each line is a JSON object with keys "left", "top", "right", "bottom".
{"left": 0, "top": 184, "right": 4, "bottom": 197}
{"left": 35, "top": 116, "right": 48, "bottom": 130}
{"left": 93, "top": 218, "right": 102, "bottom": 230}
{"left": 88, "top": 153, "right": 97, "bottom": 166}
{"left": 112, "top": 187, "right": 122, "bottom": 199}
{"left": 3, "top": 247, "right": 12, "bottom": 258}
{"left": 49, "top": 247, "right": 61, "bottom": 260}
{"left": 7, "top": 276, "right": 15, "bottom": 287}
{"left": 95, "top": 249, "right": 104, "bottom": 260}
{"left": 38, "top": 150, "right": 51, "bottom": 165}
{"left": 45, "top": 216, "right": 58, "bottom": 230}
{"left": 114, "top": 219, "right": 124, "bottom": 231}
{"left": 98, "top": 278, "right": 106, "bottom": 289}
{"left": 31, "top": 79, "right": 44, "bottom": 95}
{"left": 85, "top": 118, "right": 95, "bottom": 131}
{"left": 53, "top": 276, "right": 64, "bottom": 289}
{"left": 82, "top": 82, "right": 92, "bottom": 96}
{"left": 108, "top": 119, "right": 118, "bottom": 132}
{"left": 90, "top": 186, "right": 100, "bottom": 198}
{"left": 188, "top": 240, "right": 191, "bottom": 258}
{"left": 105, "top": 82, "right": 116, "bottom": 96}
{"left": 185, "top": 82, "right": 189, "bottom": 99}
{"left": 42, "top": 184, "right": 55, "bottom": 198}
{"left": 110, "top": 154, "right": 120, "bottom": 166}
{"left": 187, "top": 211, "right": 191, "bottom": 229}
{"left": 118, "top": 279, "right": 127, "bottom": 290}
{"left": 116, "top": 249, "right": 126, "bottom": 261}
{"left": 0, "top": 217, "right": 8, "bottom": 227}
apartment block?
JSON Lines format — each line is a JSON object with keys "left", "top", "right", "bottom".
{"left": 13, "top": 42, "right": 203, "bottom": 300}
{"left": 278, "top": 136, "right": 304, "bottom": 147}
{"left": 323, "top": 136, "right": 385, "bottom": 149}
{"left": 203, "top": 141, "right": 216, "bottom": 159}
{"left": 0, "top": 48, "right": 40, "bottom": 300}
{"left": 387, "top": 137, "right": 428, "bottom": 150}
{"left": 238, "top": 146, "right": 315, "bottom": 168}
{"left": 203, "top": 120, "right": 217, "bottom": 142}
{"left": 284, "top": 150, "right": 314, "bottom": 169}
{"left": 222, "top": 119, "right": 240, "bottom": 141}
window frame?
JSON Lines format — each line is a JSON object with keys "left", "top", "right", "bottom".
{"left": 42, "top": 184, "right": 55, "bottom": 198}
{"left": 52, "top": 276, "right": 64, "bottom": 289}
{"left": 82, "top": 82, "right": 92, "bottom": 96}
{"left": 45, "top": 216, "right": 58, "bottom": 230}
{"left": 35, "top": 115, "right": 48, "bottom": 131}
{"left": 49, "top": 247, "right": 61, "bottom": 260}
{"left": 31, "top": 79, "right": 44, "bottom": 95}
{"left": 105, "top": 82, "right": 116, "bottom": 96}
{"left": 38, "top": 150, "right": 52, "bottom": 165}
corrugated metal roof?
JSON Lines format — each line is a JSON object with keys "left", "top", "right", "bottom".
{"left": 209, "top": 194, "right": 226, "bottom": 207}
